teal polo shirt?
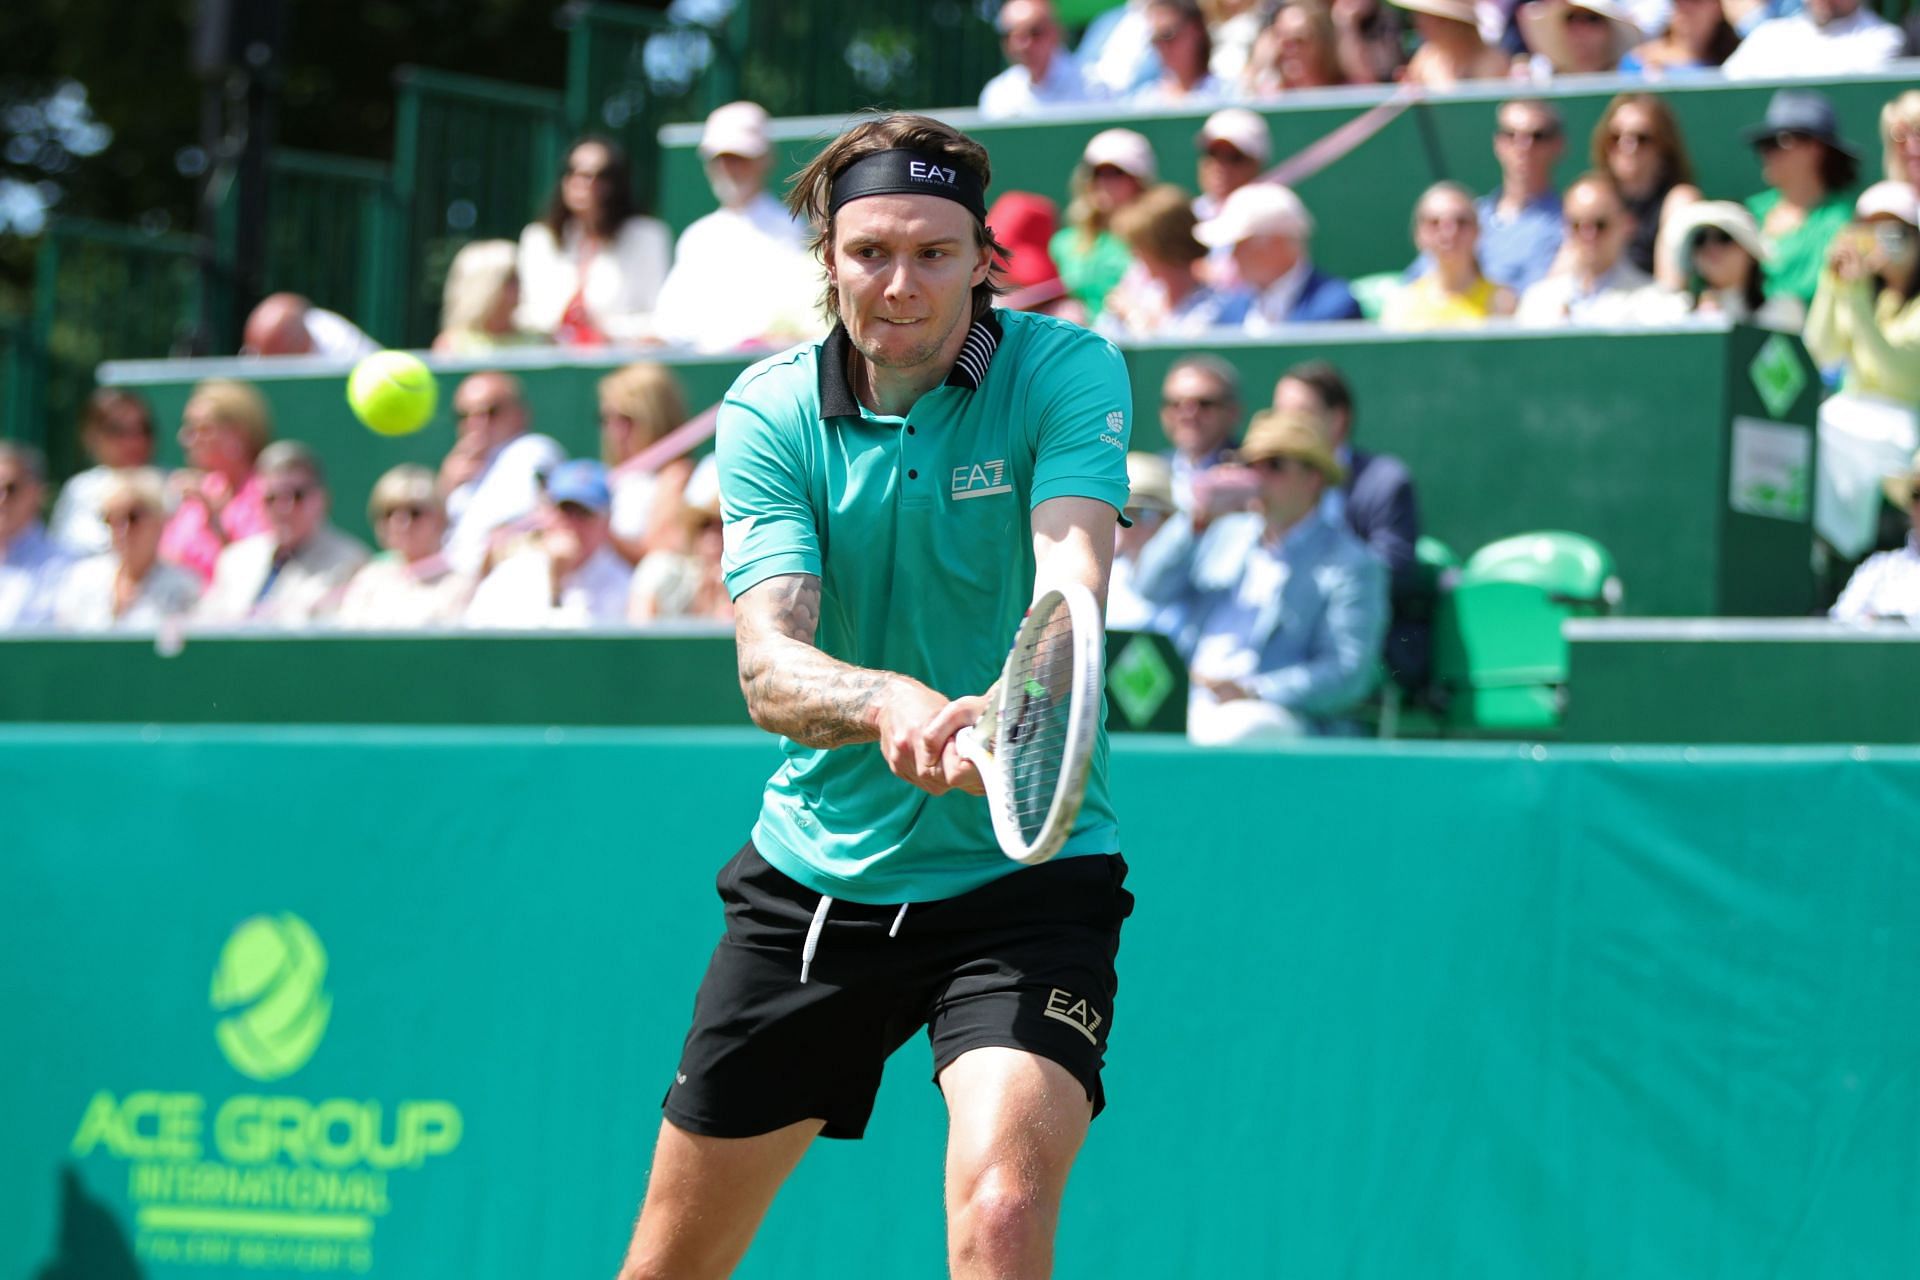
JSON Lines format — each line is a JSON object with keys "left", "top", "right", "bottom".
{"left": 717, "top": 307, "right": 1131, "bottom": 905}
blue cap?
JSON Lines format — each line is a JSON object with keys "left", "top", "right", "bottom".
{"left": 544, "top": 459, "right": 611, "bottom": 514}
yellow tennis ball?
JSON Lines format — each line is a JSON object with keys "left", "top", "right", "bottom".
{"left": 347, "top": 350, "right": 438, "bottom": 436}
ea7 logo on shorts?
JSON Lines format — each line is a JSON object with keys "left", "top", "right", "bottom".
{"left": 910, "top": 160, "right": 959, "bottom": 185}
{"left": 952, "top": 459, "right": 1011, "bottom": 501}
{"left": 1043, "top": 987, "right": 1103, "bottom": 1045}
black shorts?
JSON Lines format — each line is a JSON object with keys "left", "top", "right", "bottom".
{"left": 662, "top": 841, "right": 1132, "bottom": 1141}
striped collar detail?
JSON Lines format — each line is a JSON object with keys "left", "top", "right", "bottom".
{"left": 816, "top": 312, "right": 1004, "bottom": 419}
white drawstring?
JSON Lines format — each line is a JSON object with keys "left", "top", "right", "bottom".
{"left": 797, "top": 898, "right": 912, "bottom": 983}
{"left": 800, "top": 895, "right": 834, "bottom": 985}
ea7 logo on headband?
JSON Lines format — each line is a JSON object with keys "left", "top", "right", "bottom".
{"left": 909, "top": 160, "right": 958, "bottom": 185}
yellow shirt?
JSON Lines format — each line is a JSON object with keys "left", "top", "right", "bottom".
{"left": 1381, "top": 274, "right": 1499, "bottom": 331}
{"left": 1803, "top": 273, "right": 1920, "bottom": 404}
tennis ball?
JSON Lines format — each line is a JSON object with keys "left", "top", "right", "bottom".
{"left": 211, "top": 913, "right": 333, "bottom": 1081}
{"left": 347, "top": 350, "right": 437, "bottom": 436}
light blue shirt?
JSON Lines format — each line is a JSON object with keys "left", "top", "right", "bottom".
{"left": 1409, "top": 191, "right": 1564, "bottom": 294}
{"left": 978, "top": 54, "right": 1097, "bottom": 117}
{"left": 0, "top": 523, "right": 74, "bottom": 629}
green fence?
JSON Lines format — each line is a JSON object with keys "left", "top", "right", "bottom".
{"left": 5, "top": 729, "right": 1920, "bottom": 1278}
{"left": 100, "top": 322, "right": 1820, "bottom": 617}
{"left": 257, "top": 150, "right": 403, "bottom": 346}
{"left": 392, "top": 68, "right": 569, "bottom": 348}
{"left": 1564, "top": 619, "right": 1920, "bottom": 743}
{"left": 656, "top": 67, "right": 1920, "bottom": 278}
{"left": 0, "top": 314, "right": 33, "bottom": 440}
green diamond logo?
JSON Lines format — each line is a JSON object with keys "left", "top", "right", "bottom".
{"left": 1108, "top": 635, "right": 1176, "bottom": 728}
{"left": 1749, "top": 334, "right": 1807, "bottom": 418}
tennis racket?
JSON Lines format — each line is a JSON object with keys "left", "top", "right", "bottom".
{"left": 954, "top": 581, "right": 1104, "bottom": 866}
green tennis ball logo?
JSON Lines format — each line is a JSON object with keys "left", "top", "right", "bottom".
{"left": 211, "top": 913, "right": 333, "bottom": 1081}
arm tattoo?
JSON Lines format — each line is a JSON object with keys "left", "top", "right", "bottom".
{"left": 735, "top": 574, "right": 892, "bottom": 748}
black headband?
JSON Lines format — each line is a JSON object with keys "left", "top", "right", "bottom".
{"left": 828, "top": 149, "right": 988, "bottom": 222}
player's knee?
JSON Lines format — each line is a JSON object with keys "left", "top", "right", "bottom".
{"left": 951, "top": 1164, "right": 1053, "bottom": 1267}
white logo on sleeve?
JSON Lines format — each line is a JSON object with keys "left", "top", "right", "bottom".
{"left": 1100, "top": 409, "right": 1126, "bottom": 450}
{"left": 952, "top": 459, "right": 1011, "bottom": 501}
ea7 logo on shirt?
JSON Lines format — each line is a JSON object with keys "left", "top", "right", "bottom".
{"left": 1043, "top": 987, "right": 1104, "bottom": 1045}
{"left": 952, "top": 459, "right": 1011, "bottom": 501}
{"left": 909, "top": 160, "right": 958, "bottom": 185}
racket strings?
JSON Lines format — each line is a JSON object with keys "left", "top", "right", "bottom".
{"left": 1000, "top": 598, "right": 1076, "bottom": 843}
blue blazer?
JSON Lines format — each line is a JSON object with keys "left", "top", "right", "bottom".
{"left": 1132, "top": 508, "right": 1388, "bottom": 730}
{"left": 1343, "top": 448, "right": 1428, "bottom": 685}
{"left": 1289, "top": 267, "right": 1363, "bottom": 323}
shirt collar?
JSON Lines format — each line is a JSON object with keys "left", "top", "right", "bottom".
{"left": 817, "top": 312, "right": 1004, "bottom": 419}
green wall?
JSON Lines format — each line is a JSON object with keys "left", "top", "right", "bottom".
{"left": 100, "top": 323, "right": 1819, "bottom": 617}
{"left": 5, "top": 730, "right": 1920, "bottom": 1278}
{"left": 657, "top": 70, "right": 1918, "bottom": 280}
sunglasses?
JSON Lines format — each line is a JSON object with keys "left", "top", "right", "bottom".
{"left": 1162, "top": 394, "right": 1226, "bottom": 412}
{"left": 1202, "top": 144, "right": 1255, "bottom": 164}
{"left": 1609, "top": 129, "right": 1656, "bottom": 148}
{"left": 263, "top": 485, "right": 313, "bottom": 508}
{"left": 1568, "top": 216, "right": 1613, "bottom": 234}
{"left": 1564, "top": 9, "right": 1609, "bottom": 25}
{"left": 381, "top": 503, "right": 431, "bottom": 523}
{"left": 555, "top": 500, "right": 600, "bottom": 519}
{"left": 1149, "top": 25, "right": 1187, "bottom": 44}
{"left": 1249, "top": 456, "right": 1300, "bottom": 475}
{"left": 1420, "top": 212, "right": 1475, "bottom": 228}
{"left": 104, "top": 508, "right": 149, "bottom": 529}
{"left": 457, "top": 401, "right": 515, "bottom": 421}
{"left": 565, "top": 165, "right": 611, "bottom": 181}
{"left": 1693, "top": 228, "right": 1735, "bottom": 249}
{"left": 1497, "top": 126, "right": 1560, "bottom": 144}
{"left": 1756, "top": 132, "right": 1811, "bottom": 155}
{"left": 1090, "top": 163, "right": 1134, "bottom": 181}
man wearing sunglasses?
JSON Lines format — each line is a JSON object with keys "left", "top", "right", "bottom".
{"left": 0, "top": 442, "right": 74, "bottom": 630}
{"left": 1131, "top": 410, "right": 1388, "bottom": 743}
{"left": 197, "top": 442, "right": 368, "bottom": 627}
{"left": 1412, "top": 99, "right": 1568, "bottom": 294}
{"left": 1517, "top": 172, "right": 1681, "bottom": 325}
{"left": 978, "top": 0, "right": 1093, "bottom": 118}
{"left": 465, "top": 459, "right": 630, "bottom": 628}
{"left": 441, "top": 370, "right": 565, "bottom": 576}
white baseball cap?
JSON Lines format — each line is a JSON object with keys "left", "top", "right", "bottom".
{"left": 1197, "top": 108, "right": 1272, "bottom": 165}
{"left": 1194, "top": 182, "right": 1314, "bottom": 247}
{"left": 1081, "top": 128, "right": 1157, "bottom": 183}
{"left": 699, "top": 101, "right": 772, "bottom": 160}
{"left": 1857, "top": 179, "right": 1920, "bottom": 227}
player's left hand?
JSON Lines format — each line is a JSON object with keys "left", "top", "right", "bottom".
{"left": 922, "top": 694, "right": 990, "bottom": 797}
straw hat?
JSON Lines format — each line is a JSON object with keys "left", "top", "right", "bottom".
{"left": 1885, "top": 449, "right": 1920, "bottom": 511}
{"left": 1517, "top": 0, "right": 1643, "bottom": 72}
{"left": 1388, "top": 0, "right": 1480, "bottom": 24}
{"left": 1235, "top": 410, "right": 1345, "bottom": 484}
{"left": 1662, "top": 200, "right": 1770, "bottom": 281}
{"left": 1125, "top": 453, "right": 1176, "bottom": 514}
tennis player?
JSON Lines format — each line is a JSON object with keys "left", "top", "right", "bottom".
{"left": 615, "top": 113, "right": 1134, "bottom": 1279}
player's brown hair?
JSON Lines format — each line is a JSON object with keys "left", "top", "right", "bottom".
{"left": 787, "top": 113, "right": 1009, "bottom": 324}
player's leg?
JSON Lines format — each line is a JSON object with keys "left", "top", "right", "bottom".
{"left": 938, "top": 1046, "right": 1092, "bottom": 1280}
{"left": 615, "top": 1116, "right": 820, "bottom": 1280}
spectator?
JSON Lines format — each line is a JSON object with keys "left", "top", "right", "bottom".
{"left": 1208, "top": 0, "right": 1268, "bottom": 82}
{"left": 1882, "top": 91, "right": 1920, "bottom": 192}
{"left": 979, "top": 0, "right": 1093, "bottom": 116}
{"left": 1243, "top": 1, "right": 1348, "bottom": 95}
{"left": 1133, "top": 409, "right": 1388, "bottom": 742}
{"left": 628, "top": 490, "right": 733, "bottom": 624}
{"left": 1623, "top": 0, "right": 1741, "bottom": 72}
{"left": 1829, "top": 449, "right": 1920, "bottom": 622}
{"left": 1102, "top": 184, "right": 1253, "bottom": 337}
{"left": 240, "top": 292, "right": 379, "bottom": 360}
{"left": 1108, "top": 452, "right": 1183, "bottom": 633}
{"left": 50, "top": 468, "right": 200, "bottom": 631}
{"left": 49, "top": 388, "right": 155, "bottom": 555}
{"left": 1077, "top": 0, "right": 1162, "bottom": 99}
{"left": 1591, "top": 93, "right": 1702, "bottom": 283}
{"left": 1330, "top": 0, "right": 1410, "bottom": 82}
{"left": 1804, "top": 182, "right": 1920, "bottom": 404}
{"left": 1382, "top": 181, "right": 1518, "bottom": 329}
{"left": 1743, "top": 90, "right": 1863, "bottom": 311}
{"left": 516, "top": 136, "right": 671, "bottom": 346}
{"left": 1721, "top": 0, "right": 1902, "bottom": 76}
{"left": 433, "top": 240, "right": 541, "bottom": 355}
{"left": 987, "top": 192, "right": 1079, "bottom": 319}
{"left": 1391, "top": 0, "right": 1513, "bottom": 86}
{"left": 1273, "top": 361, "right": 1427, "bottom": 687}
{"left": 1133, "top": 0, "right": 1231, "bottom": 105}
{"left": 159, "top": 379, "right": 273, "bottom": 585}
{"left": 1193, "top": 109, "right": 1271, "bottom": 222}
{"left": 440, "top": 371, "right": 565, "bottom": 577}
{"left": 1519, "top": 0, "right": 1644, "bottom": 75}
{"left": 1518, "top": 173, "right": 1681, "bottom": 324}
{"left": 1051, "top": 129, "right": 1157, "bottom": 321}
{"left": 1195, "top": 182, "right": 1361, "bottom": 328}
{"left": 466, "top": 459, "right": 630, "bottom": 629}
{"left": 599, "top": 361, "right": 695, "bottom": 565}
{"left": 1665, "top": 201, "right": 1805, "bottom": 327}
{"left": 651, "top": 103, "right": 821, "bottom": 353}
{"left": 0, "top": 442, "right": 72, "bottom": 629}
{"left": 197, "top": 443, "right": 369, "bottom": 627}
{"left": 1159, "top": 355, "right": 1246, "bottom": 511}
{"left": 1410, "top": 100, "right": 1568, "bottom": 294}
{"left": 334, "top": 466, "right": 471, "bottom": 629}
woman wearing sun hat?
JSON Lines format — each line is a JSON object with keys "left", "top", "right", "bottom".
{"left": 1390, "top": 0, "right": 1513, "bottom": 86}
{"left": 1742, "top": 89, "right": 1864, "bottom": 309}
{"left": 1664, "top": 201, "right": 1804, "bottom": 328}
{"left": 1518, "top": 0, "right": 1643, "bottom": 75}
{"left": 1050, "top": 128, "right": 1159, "bottom": 320}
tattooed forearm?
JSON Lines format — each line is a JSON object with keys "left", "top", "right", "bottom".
{"left": 735, "top": 574, "right": 893, "bottom": 748}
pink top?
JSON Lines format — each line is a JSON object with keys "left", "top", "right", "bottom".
{"left": 160, "top": 471, "right": 271, "bottom": 584}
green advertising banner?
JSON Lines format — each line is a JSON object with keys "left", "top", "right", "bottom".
{"left": 6, "top": 729, "right": 1920, "bottom": 1278}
